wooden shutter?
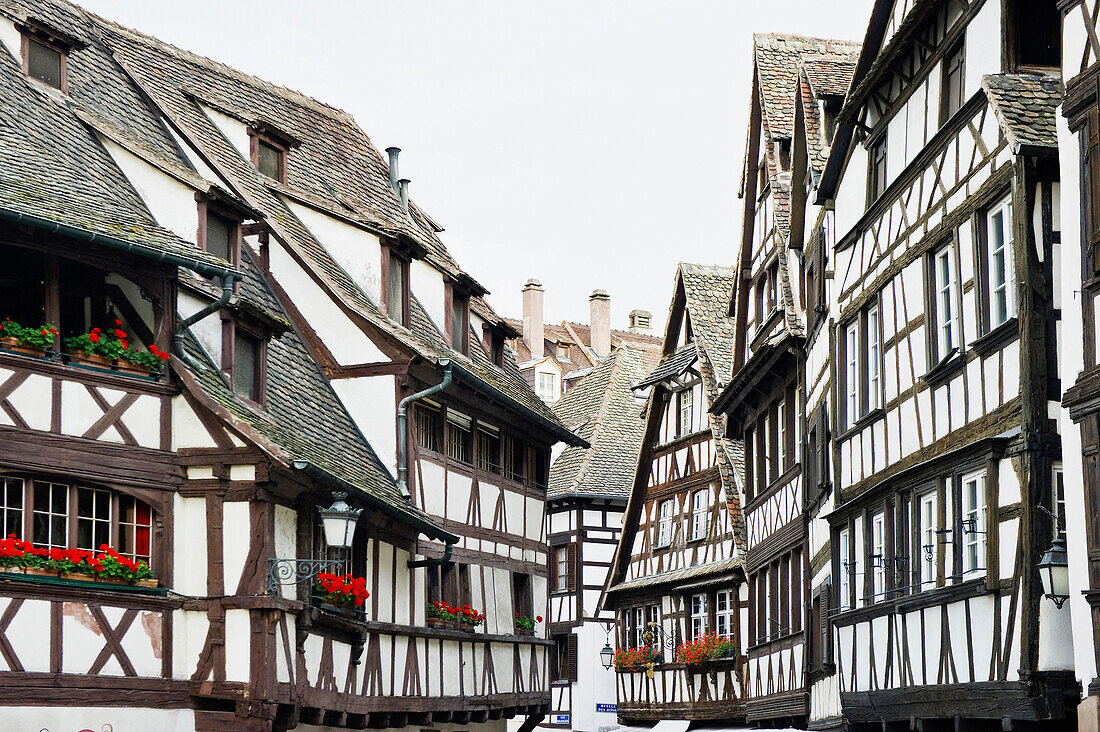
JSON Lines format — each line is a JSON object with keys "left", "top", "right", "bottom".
{"left": 1090, "top": 109, "right": 1100, "bottom": 274}
{"left": 566, "top": 543, "right": 577, "bottom": 592}
{"left": 821, "top": 581, "right": 833, "bottom": 665}
{"left": 567, "top": 633, "right": 579, "bottom": 681}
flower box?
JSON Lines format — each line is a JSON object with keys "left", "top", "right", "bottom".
{"left": 68, "top": 349, "right": 113, "bottom": 368}
{"left": 115, "top": 358, "right": 154, "bottom": 376}
{"left": 0, "top": 336, "right": 46, "bottom": 358}
{"left": 516, "top": 628, "right": 534, "bottom": 637}
{"left": 427, "top": 616, "right": 449, "bottom": 629}
{"left": 313, "top": 572, "right": 369, "bottom": 611}
{"left": 58, "top": 572, "right": 158, "bottom": 588}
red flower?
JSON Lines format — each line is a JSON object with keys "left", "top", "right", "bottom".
{"left": 536, "top": 616, "right": 543, "bottom": 623}
{"left": 89, "top": 332, "right": 100, "bottom": 343}
{"left": 114, "top": 319, "right": 122, "bottom": 326}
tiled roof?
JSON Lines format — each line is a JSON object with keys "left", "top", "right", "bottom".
{"left": 679, "top": 263, "right": 737, "bottom": 398}
{"left": 799, "top": 54, "right": 859, "bottom": 178}
{"left": 982, "top": 73, "right": 1061, "bottom": 153}
{"left": 0, "top": 0, "right": 230, "bottom": 271}
{"left": 635, "top": 344, "right": 697, "bottom": 390}
{"left": 548, "top": 347, "right": 652, "bottom": 499}
{"left": 802, "top": 55, "right": 857, "bottom": 98}
{"left": 607, "top": 556, "right": 742, "bottom": 594}
{"left": 179, "top": 251, "right": 440, "bottom": 528}
{"left": 504, "top": 317, "right": 662, "bottom": 373}
{"left": 68, "top": 5, "right": 567, "bottom": 436}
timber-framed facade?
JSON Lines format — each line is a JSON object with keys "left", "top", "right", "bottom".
{"left": 0, "top": 1, "right": 582, "bottom": 730}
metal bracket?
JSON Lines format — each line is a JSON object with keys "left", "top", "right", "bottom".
{"left": 267, "top": 558, "right": 346, "bottom": 594}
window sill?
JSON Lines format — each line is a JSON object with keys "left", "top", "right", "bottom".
{"left": 970, "top": 317, "right": 1019, "bottom": 357}
{"left": 921, "top": 348, "right": 965, "bottom": 388}
{"left": 0, "top": 348, "right": 174, "bottom": 393}
{"left": 838, "top": 408, "right": 885, "bottom": 441}
{"left": 0, "top": 570, "right": 166, "bottom": 595}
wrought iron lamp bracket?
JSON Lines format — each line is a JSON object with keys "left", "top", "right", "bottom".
{"left": 267, "top": 558, "right": 346, "bottom": 594}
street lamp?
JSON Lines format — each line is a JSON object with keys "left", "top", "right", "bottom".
{"left": 319, "top": 491, "right": 362, "bottom": 549}
{"left": 1037, "top": 536, "right": 1070, "bottom": 609}
{"left": 600, "top": 641, "right": 614, "bottom": 670}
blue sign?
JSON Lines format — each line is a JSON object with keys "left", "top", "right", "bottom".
{"left": 596, "top": 703, "right": 617, "bottom": 713}
{"left": 552, "top": 714, "right": 570, "bottom": 725}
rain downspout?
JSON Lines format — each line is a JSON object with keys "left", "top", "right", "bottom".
{"left": 396, "top": 358, "right": 452, "bottom": 499}
{"left": 174, "top": 275, "right": 234, "bottom": 372}
{"left": 407, "top": 541, "right": 453, "bottom": 568}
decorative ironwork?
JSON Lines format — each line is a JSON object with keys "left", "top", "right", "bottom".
{"left": 641, "top": 621, "right": 678, "bottom": 650}
{"left": 267, "top": 558, "right": 346, "bottom": 593}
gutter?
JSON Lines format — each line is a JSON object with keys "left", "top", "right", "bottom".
{"left": 291, "top": 460, "right": 458, "bottom": 544}
{"left": 397, "top": 358, "right": 453, "bottom": 499}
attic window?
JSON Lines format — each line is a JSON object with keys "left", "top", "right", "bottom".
{"left": 381, "top": 246, "right": 409, "bottom": 327}
{"left": 777, "top": 139, "right": 791, "bottom": 171}
{"left": 222, "top": 318, "right": 266, "bottom": 405}
{"left": 248, "top": 126, "right": 295, "bottom": 183}
{"left": 448, "top": 287, "right": 469, "bottom": 355}
{"left": 256, "top": 140, "right": 284, "bottom": 180}
{"left": 556, "top": 343, "right": 569, "bottom": 359}
{"left": 22, "top": 33, "right": 68, "bottom": 91}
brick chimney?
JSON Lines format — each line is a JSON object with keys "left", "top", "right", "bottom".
{"left": 522, "top": 279, "right": 545, "bottom": 359}
{"left": 589, "top": 289, "right": 611, "bottom": 359}
{"left": 628, "top": 309, "right": 653, "bottom": 335}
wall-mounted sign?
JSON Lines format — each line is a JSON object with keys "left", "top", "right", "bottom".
{"left": 596, "top": 703, "right": 617, "bottom": 713}
{"left": 552, "top": 714, "right": 570, "bottom": 725}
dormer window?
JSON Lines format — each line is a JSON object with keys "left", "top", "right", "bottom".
{"left": 25, "top": 36, "right": 63, "bottom": 89}
{"left": 248, "top": 124, "right": 297, "bottom": 184}
{"left": 447, "top": 285, "right": 469, "bottom": 355}
{"left": 256, "top": 139, "right": 284, "bottom": 181}
{"left": 197, "top": 196, "right": 243, "bottom": 268}
{"left": 382, "top": 246, "right": 409, "bottom": 327}
{"left": 221, "top": 318, "right": 266, "bottom": 405}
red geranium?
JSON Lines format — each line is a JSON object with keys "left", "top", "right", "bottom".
{"left": 313, "top": 572, "right": 370, "bottom": 609}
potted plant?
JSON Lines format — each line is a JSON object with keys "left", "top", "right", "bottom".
{"left": 613, "top": 645, "right": 660, "bottom": 671}
{"left": 65, "top": 322, "right": 128, "bottom": 368}
{"left": 458, "top": 605, "right": 486, "bottom": 632}
{"left": 676, "top": 632, "right": 735, "bottom": 666}
{"left": 427, "top": 601, "right": 457, "bottom": 628}
{"left": 0, "top": 535, "right": 156, "bottom": 586}
{"left": 514, "top": 612, "right": 542, "bottom": 636}
{"left": 313, "top": 572, "right": 370, "bottom": 612}
{"left": 0, "top": 320, "right": 57, "bottom": 357}
{"left": 116, "top": 344, "right": 170, "bottom": 376}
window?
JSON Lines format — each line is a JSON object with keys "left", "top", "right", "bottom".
{"left": 679, "top": 388, "right": 693, "bottom": 436}
{"left": 23, "top": 35, "right": 65, "bottom": 90}
{"left": 940, "top": 41, "right": 966, "bottom": 123}
{"left": 744, "top": 427, "right": 755, "bottom": 503}
{"left": 415, "top": 403, "right": 441, "bottom": 453}
{"left": 232, "top": 327, "right": 263, "bottom": 402}
{"left": 869, "top": 133, "right": 888, "bottom": 201}
{"left": 556, "top": 343, "right": 569, "bottom": 359}
{"left": 845, "top": 321, "right": 859, "bottom": 428}
{"left": 476, "top": 426, "right": 499, "bottom": 472}
{"left": 655, "top": 499, "right": 673, "bottom": 548}
{"left": 690, "top": 593, "right": 708, "bottom": 639}
{"left": 918, "top": 491, "right": 937, "bottom": 589}
{"left": 503, "top": 434, "right": 522, "bottom": 482}
{"left": 986, "top": 197, "right": 1016, "bottom": 329}
{"left": 778, "top": 398, "right": 787, "bottom": 470}
{"left": 870, "top": 512, "right": 885, "bottom": 600}
{"left": 553, "top": 545, "right": 569, "bottom": 592}
{"left": 1011, "top": 0, "right": 1060, "bottom": 69}
{"left": 256, "top": 140, "right": 284, "bottom": 180}
{"left": 838, "top": 528, "right": 851, "bottom": 610}
{"left": 931, "top": 242, "right": 959, "bottom": 362}
{"left": 449, "top": 289, "right": 469, "bottom": 354}
{"left": 525, "top": 445, "right": 546, "bottom": 488}
{"left": 491, "top": 333, "right": 505, "bottom": 367}
{"left": 763, "top": 412, "right": 772, "bottom": 485}
{"left": 446, "top": 411, "right": 472, "bottom": 465}
{"left": 1053, "top": 464, "right": 1066, "bottom": 541}
{"left": 690, "top": 488, "right": 708, "bottom": 541}
{"left": 537, "top": 372, "right": 558, "bottom": 402}
{"left": 512, "top": 572, "right": 532, "bottom": 619}
{"left": 203, "top": 210, "right": 237, "bottom": 265}
{"left": 384, "top": 250, "right": 409, "bottom": 326}
{"left": 867, "top": 306, "right": 881, "bottom": 411}
{"left": 961, "top": 471, "right": 987, "bottom": 575}
{"left": 716, "top": 589, "right": 735, "bottom": 639}
{"left": 5, "top": 477, "right": 154, "bottom": 563}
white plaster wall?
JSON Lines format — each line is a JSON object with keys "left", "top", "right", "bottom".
{"left": 222, "top": 501, "right": 251, "bottom": 592}
{"left": 285, "top": 199, "right": 383, "bottom": 304}
{"left": 100, "top": 137, "right": 200, "bottom": 244}
{"left": 568, "top": 620, "right": 619, "bottom": 732}
{"left": 0, "top": 707, "right": 196, "bottom": 731}
{"left": 330, "top": 375, "right": 397, "bottom": 475}
{"left": 268, "top": 239, "right": 388, "bottom": 364}
{"left": 410, "top": 258, "right": 446, "bottom": 332}
{"left": 174, "top": 494, "right": 208, "bottom": 596}
{"left": 179, "top": 289, "right": 223, "bottom": 364}
{"left": 224, "top": 608, "right": 251, "bottom": 682}
{"left": 200, "top": 104, "right": 252, "bottom": 162}
{"left": 835, "top": 142, "right": 869, "bottom": 237}
{"left": 0, "top": 16, "right": 21, "bottom": 63}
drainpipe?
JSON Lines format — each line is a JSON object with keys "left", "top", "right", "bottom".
{"left": 407, "top": 541, "right": 453, "bottom": 568}
{"left": 174, "top": 274, "right": 234, "bottom": 372}
{"left": 396, "top": 358, "right": 452, "bottom": 499}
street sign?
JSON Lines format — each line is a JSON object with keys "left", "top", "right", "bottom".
{"left": 596, "top": 703, "right": 617, "bottom": 713}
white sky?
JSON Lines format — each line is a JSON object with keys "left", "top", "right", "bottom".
{"left": 77, "top": 0, "right": 873, "bottom": 333}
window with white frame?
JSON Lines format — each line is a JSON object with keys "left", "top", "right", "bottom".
{"left": 871, "top": 512, "right": 885, "bottom": 600}
{"left": 778, "top": 398, "right": 787, "bottom": 470}
{"left": 554, "top": 545, "right": 568, "bottom": 592}
{"left": 33, "top": 481, "right": 69, "bottom": 550}
{"left": 961, "top": 470, "right": 987, "bottom": 575}
{"left": 838, "top": 527, "right": 851, "bottom": 610}
{"left": 845, "top": 321, "right": 858, "bottom": 428}
{"left": 633, "top": 607, "right": 646, "bottom": 647}
{"left": 932, "top": 243, "right": 959, "bottom": 361}
{"left": 679, "top": 388, "right": 694, "bottom": 436}
{"left": 919, "top": 491, "right": 937, "bottom": 589}
{"left": 763, "top": 412, "right": 772, "bottom": 484}
{"left": 690, "top": 488, "right": 708, "bottom": 541}
{"left": 646, "top": 604, "right": 660, "bottom": 649}
{"left": 655, "top": 499, "right": 673, "bottom": 548}
{"left": 1053, "top": 463, "right": 1066, "bottom": 541}
{"left": 1, "top": 478, "right": 22, "bottom": 538}
{"left": 716, "top": 589, "right": 734, "bottom": 638}
{"left": 868, "top": 306, "right": 881, "bottom": 411}
{"left": 987, "top": 197, "right": 1016, "bottom": 329}
{"left": 690, "top": 593, "right": 708, "bottom": 639}
{"left": 537, "top": 372, "right": 558, "bottom": 402}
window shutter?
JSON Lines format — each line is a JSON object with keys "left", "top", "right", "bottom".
{"left": 567, "top": 633, "right": 579, "bottom": 681}
{"left": 821, "top": 581, "right": 833, "bottom": 665}
{"left": 567, "top": 543, "right": 577, "bottom": 592}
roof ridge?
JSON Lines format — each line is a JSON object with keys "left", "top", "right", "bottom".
{"left": 86, "top": 8, "right": 355, "bottom": 125}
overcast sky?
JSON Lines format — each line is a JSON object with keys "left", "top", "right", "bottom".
{"left": 77, "top": 0, "right": 872, "bottom": 333}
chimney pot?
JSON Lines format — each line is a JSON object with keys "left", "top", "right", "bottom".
{"left": 398, "top": 178, "right": 410, "bottom": 212}
{"left": 386, "top": 147, "right": 401, "bottom": 193}
{"left": 589, "top": 289, "right": 611, "bottom": 359}
{"left": 628, "top": 309, "right": 653, "bottom": 335}
{"left": 522, "top": 279, "right": 545, "bottom": 359}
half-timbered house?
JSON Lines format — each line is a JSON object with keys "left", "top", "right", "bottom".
{"left": 0, "top": 1, "right": 582, "bottom": 729}
{"left": 712, "top": 34, "right": 859, "bottom": 730}
{"left": 814, "top": 0, "right": 1074, "bottom": 727}
{"left": 1058, "top": 1, "right": 1100, "bottom": 728}
{"left": 543, "top": 346, "right": 656, "bottom": 731}
{"left": 602, "top": 263, "right": 746, "bottom": 725}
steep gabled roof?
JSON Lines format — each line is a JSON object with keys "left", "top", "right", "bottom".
{"left": 548, "top": 347, "right": 651, "bottom": 499}
{"left": 982, "top": 73, "right": 1061, "bottom": 156}
{"left": 798, "top": 53, "right": 859, "bottom": 178}
{"left": 678, "top": 263, "right": 738, "bottom": 400}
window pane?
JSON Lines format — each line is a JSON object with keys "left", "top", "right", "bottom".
{"left": 0, "top": 245, "right": 46, "bottom": 329}
{"left": 33, "top": 481, "right": 68, "bottom": 549}
{"left": 233, "top": 330, "right": 260, "bottom": 401}
{"left": 119, "top": 495, "right": 152, "bottom": 564}
{"left": 2, "top": 478, "right": 23, "bottom": 540}
{"left": 206, "top": 213, "right": 233, "bottom": 262}
{"left": 257, "top": 140, "right": 282, "bottom": 179}
{"left": 388, "top": 256, "right": 405, "bottom": 324}
{"left": 450, "top": 295, "right": 466, "bottom": 352}
{"left": 27, "top": 38, "right": 62, "bottom": 88}
{"left": 76, "top": 487, "right": 111, "bottom": 551}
